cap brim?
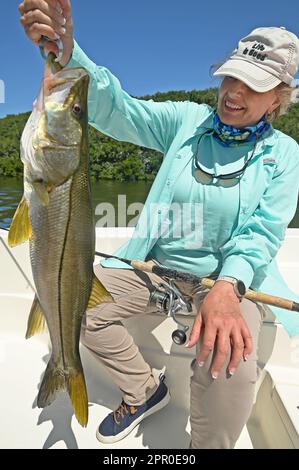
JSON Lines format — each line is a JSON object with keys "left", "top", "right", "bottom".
{"left": 213, "top": 58, "right": 282, "bottom": 92}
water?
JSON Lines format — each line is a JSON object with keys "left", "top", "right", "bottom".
{"left": 0, "top": 177, "right": 152, "bottom": 230}
{"left": 0, "top": 178, "right": 23, "bottom": 230}
{"left": 1, "top": 177, "right": 299, "bottom": 230}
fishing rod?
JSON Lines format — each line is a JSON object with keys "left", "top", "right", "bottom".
{"left": 95, "top": 251, "right": 299, "bottom": 312}
{"left": 95, "top": 250, "right": 299, "bottom": 345}
{"left": 2, "top": 222, "right": 298, "bottom": 343}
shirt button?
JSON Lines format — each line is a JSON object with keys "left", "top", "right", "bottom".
{"left": 176, "top": 155, "right": 182, "bottom": 159}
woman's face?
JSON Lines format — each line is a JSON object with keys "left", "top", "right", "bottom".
{"left": 217, "top": 76, "right": 281, "bottom": 127}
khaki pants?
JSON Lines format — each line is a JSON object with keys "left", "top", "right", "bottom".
{"left": 81, "top": 264, "right": 264, "bottom": 449}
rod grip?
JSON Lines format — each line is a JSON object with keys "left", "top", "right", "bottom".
{"left": 129, "top": 265, "right": 299, "bottom": 313}
{"left": 201, "top": 277, "right": 297, "bottom": 311}
{"left": 131, "top": 260, "right": 155, "bottom": 273}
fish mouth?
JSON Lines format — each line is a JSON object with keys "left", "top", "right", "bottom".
{"left": 44, "top": 52, "right": 88, "bottom": 90}
{"left": 43, "top": 67, "right": 89, "bottom": 113}
{"left": 45, "top": 68, "right": 88, "bottom": 93}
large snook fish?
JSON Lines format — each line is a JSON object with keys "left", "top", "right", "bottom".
{"left": 8, "top": 53, "right": 113, "bottom": 427}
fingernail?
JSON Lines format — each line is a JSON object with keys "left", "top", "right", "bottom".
{"left": 59, "top": 27, "right": 66, "bottom": 35}
{"left": 229, "top": 368, "right": 235, "bottom": 376}
{"left": 198, "top": 361, "right": 204, "bottom": 367}
{"left": 184, "top": 342, "right": 189, "bottom": 348}
{"left": 60, "top": 17, "right": 66, "bottom": 26}
{"left": 244, "top": 355, "right": 249, "bottom": 362}
{"left": 56, "top": 3, "right": 63, "bottom": 14}
{"left": 212, "top": 372, "right": 218, "bottom": 379}
{"left": 54, "top": 33, "right": 60, "bottom": 40}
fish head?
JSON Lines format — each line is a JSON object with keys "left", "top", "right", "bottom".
{"left": 22, "top": 53, "right": 89, "bottom": 191}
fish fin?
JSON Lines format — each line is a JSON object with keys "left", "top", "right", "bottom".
{"left": 26, "top": 296, "right": 48, "bottom": 339}
{"left": 37, "top": 360, "right": 89, "bottom": 427}
{"left": 32, "top": 181, "right": 50, "bottom": 206}
{"left": 37, "top": 359, "right": 66, "bottom": 408}
{"left": 68, "top": 368, "right": 88, "bottom": 427}
{"left": 87, "top": 274, "right": 114, "bottom": 309}
{"left": 8, "top": 196, "right": 32, "bottom": 247}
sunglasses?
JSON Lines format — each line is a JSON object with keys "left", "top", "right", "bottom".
{"left": 194, "top": 129, "right": 259, "bottom": 186}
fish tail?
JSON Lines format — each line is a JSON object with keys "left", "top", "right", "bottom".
{"left": 37, "top": 358, "right": 66, "bottom": 408}
{"left": 38, "top": 359, "right": 88, "bottom": 427}
{"left": 68, "top": 366, "right": 88, "bottom": 427}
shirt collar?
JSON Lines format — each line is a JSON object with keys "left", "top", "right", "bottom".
{"left": 183, "top": 108, "right": 277, "bottom": 153}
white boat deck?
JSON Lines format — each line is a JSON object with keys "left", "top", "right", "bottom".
{"left": 1, "top": 227, "right": 299, "bottom": 449}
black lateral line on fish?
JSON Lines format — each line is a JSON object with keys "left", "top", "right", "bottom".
{"left": 57, "top": 181, "right": 74, "bottom": 371}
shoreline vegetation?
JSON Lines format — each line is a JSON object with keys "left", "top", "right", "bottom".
{"left": 1, "top": 88, "right": 299, "bottom": 181}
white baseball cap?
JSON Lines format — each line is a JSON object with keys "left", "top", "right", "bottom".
{"left": 213, "top": 26, "right": 299, "bottom": 92}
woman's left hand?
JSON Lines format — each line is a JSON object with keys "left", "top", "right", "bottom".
{"left": 186, "top": 281, "right": 253, "bottom": 378}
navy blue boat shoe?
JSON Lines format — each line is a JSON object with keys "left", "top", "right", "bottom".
{"left": 96, "top": 374, "right": 170, "bottom": 443}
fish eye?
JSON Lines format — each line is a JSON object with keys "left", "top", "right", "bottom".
{"left": 72, "top": 104, "right": 82, "bottom": 117}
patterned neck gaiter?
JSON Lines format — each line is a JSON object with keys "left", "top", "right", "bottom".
{"left": 212, "top": 110, "right": 271, "bottom": 147}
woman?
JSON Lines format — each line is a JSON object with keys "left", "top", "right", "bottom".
{"left": 18, "top": 1, "right": 299, "bottom": 449}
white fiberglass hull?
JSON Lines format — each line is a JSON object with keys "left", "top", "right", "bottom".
{"left": 0, "top": 228, "right": 299, "bottom": 449}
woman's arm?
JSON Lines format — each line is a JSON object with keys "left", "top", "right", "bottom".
{"left": 218, "top": 138, "right": 299, "bottom": 289}
{"left": 64, "top": 41, "right": 187, "bottom": 153}
{"left": 187, "top": 137, "right": 299, "bottom": 379}
{"left": 19, "top": 0, "right": 188, "bottom": 154}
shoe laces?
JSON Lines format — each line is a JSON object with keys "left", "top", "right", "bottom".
{"left": 113, "top": 400, "right": 137, "bottom": 425}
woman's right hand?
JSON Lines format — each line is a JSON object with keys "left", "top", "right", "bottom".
{"left": 18, "top": 0, "right": 74, "bottom": 66}
{"left": 187, "top": 281, "right": 253, "bottom": 379}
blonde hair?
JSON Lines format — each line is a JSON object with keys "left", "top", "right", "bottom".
{"left": 270, "top": 82, "right": 294, "bottom": 122}
{"left": 210, "top": 60, "right": 295, "bottom": 123}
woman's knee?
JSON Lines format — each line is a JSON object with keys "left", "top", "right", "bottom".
{"left": 189, "top": 357, "right": 258, "bottom": 448}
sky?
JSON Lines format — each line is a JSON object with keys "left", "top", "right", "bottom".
{"left": 0, "top": 0, "right": 299, "bottom": 118}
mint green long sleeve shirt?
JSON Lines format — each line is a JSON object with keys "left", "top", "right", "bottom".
{"left": 66, "top": 40, "right": 299, "bottom": 337}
